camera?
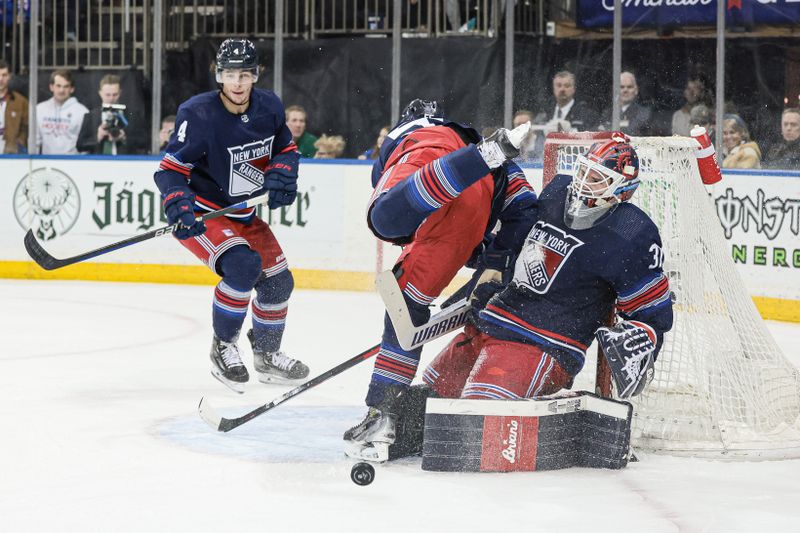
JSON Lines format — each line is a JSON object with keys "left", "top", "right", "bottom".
{"left": 101, "top": 103, "right": 128, "bottom": 137}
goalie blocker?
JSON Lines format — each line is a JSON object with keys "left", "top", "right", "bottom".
{"left": 421, "top": 393, "right": 633, "bottom": 472}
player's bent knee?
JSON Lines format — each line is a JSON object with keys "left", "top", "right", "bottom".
{"left": 254, "top": 268, "right": 294, "bottom": 303}
{"left": 369, "top": 196, "right": 423, "bottom": 240}
{"left": 218, "top": 245, "right": 262, "bottom": 290}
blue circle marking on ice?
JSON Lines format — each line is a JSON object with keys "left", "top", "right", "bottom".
{"left": 156, "top": 405, "right": 365, "bottom": 464}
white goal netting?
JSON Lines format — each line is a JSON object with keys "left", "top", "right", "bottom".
{"left": 543, "top": 132, "right": 800, "bottom": 460}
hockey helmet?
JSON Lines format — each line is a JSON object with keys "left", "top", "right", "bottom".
{"left": 564, "top": 132, "right": 640, "bottom": 230}
{"left": 216, "top": 38, "right": 259, "bottom": 83}
{"left": 399, "top": 99, "right": 443, "bottom": 125}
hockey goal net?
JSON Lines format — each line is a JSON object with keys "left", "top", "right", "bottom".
{"left": 542, "top": 132, "right": 800, "bottom": 460}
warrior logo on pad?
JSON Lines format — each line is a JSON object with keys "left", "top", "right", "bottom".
{"left": 517, "top": 221, "right": 584, "bottom": 294}
{"left": 227, "top": 136, "right": 275, "bottom": 196}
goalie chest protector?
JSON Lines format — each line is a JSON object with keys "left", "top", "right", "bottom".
{"left": 421, "top": 393, "right": 633, "bottom": 472}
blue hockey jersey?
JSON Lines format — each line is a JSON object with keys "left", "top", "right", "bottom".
{"left": 477, "top": 173, "right": 674, "bottom": 376}
{"left": 154, "top": 89, "right": 299, "bottom": 222}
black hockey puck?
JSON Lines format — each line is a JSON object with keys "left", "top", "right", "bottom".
{"left": 350, "top": 462, "right": 375, "bottom": 486}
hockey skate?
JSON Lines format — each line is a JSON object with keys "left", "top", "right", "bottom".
{"left": 210, "top": 335, "right": 249, "bottom": 394}
{"left": 247, "top": 329, "right": 310, "bottom": 385}
{"left": 343, "top": 385, "right": 405, "bottom": 463}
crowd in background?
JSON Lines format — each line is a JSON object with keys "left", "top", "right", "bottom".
{"left": 2, "top": 60, "right": 800, "bottom": 170}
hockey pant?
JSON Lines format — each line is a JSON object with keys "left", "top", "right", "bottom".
{"left": 179, "top": 215, "right": 293, "bottom": 348}
{"left": 422, "top": 325, "right": 572, "bottom": 400}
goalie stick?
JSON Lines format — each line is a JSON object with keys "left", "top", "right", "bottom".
{"left": 199, "top": 343, "right": 381, "bottom": 432}
{"left": 375, "top": 270, "right": 471, "bottom": 351}
{"left": 24, "top": 192, "right": 272, "bottom": 270}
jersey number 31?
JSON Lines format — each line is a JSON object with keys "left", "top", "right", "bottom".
{"left": 648, "top": 243, "right": 664, "bottom": 270}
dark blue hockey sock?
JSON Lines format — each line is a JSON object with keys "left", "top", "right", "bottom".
{"left": 212, "top": 246, "right": 262, "bottom": 342}
{"left": 251, "top": 268, "right": 294, "bottom": 353}
{"left": 366, "top": 298, "right": 431, "bottom": 407}
{"left": 369, "top": 146, "right": 490, "bottom": 240}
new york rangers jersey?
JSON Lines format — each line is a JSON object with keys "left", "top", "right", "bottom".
{"left": 154, "top": 89, "right": 299, "bottom": 222}
{"left": 477, "top": 173, "right": 674, "bottom": 376}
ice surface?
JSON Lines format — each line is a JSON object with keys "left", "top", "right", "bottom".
{"left": 1, "top": 279, "right": 799, "bottom": 532}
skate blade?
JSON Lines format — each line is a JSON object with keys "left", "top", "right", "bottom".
{"left": 256, "top": 371, "right": 306, "bottom": 386}
{"left": 210, "top": 369, "right": 247, "bottom": 394}
{"left": 344, "top": 440, "right": 390, "bottom": 463}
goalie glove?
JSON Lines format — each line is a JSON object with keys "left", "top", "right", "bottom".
{"left": 596, "top": 320, "right": 657, "bottom": 399}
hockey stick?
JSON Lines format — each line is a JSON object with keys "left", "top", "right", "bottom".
{"left": 24, "top": 192, "right": 272, "bottom": 270}
{"left": 198, "top": 343, "right": 381, "bottom": 432}
{"left": 375, "top": 270, "right": 471, "bottom": 351}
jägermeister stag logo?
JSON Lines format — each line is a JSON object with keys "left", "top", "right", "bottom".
{"left": 14, "top": 167, "right": 81, "bottom": 241}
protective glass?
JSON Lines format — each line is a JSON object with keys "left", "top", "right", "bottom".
{"left": 216, "top": 68, "right": 259, "bottom": 84}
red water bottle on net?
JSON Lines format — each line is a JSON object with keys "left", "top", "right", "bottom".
{"left": 691, "top": 125, "right": 722, "bottom": 185}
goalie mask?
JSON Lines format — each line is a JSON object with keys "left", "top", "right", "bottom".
{"left": 216, "top": 38, "right": 259, "bottom": 84}
{"left": 564, "top": 133, "right": 640, "bottom": 230}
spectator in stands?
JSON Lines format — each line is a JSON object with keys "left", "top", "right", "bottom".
{"left": 765, "top": 108, "right": 800, "bottom": 170}
{"left": 721, "top": 114, "right": 761, "bottom": 169}
{"left": 36, "top": 69, "right": 88, "bottom": 154}
{"left": 0, "top": 59, "right": 28, "bottom": 154}
{"left": 286, "top": 105, "right": 318, "bottom": 158}
{"left": 600, "top": 71, "right": 652, "bottom": 136}
{"left": 535, "top": 71, "right": 598, "bottom": 132}
{"left": 78, "top": 74, "right": 146, "bottom": 155}
{"left": 672, "top": 76, "right": 708, "bottom": 136}
{"left": 358, "top": 125, "right": 389, "bottom": 160}
{"left": 158, "top": 114, "right": 177, "bottom": 152}
{"left": 513, "top": 109, "right": 541, "bottom": 162}
{"left": 313, "top": 134, "right": 346, "bottom": 159}
{"left": 689, "top": 104, "right": 714, "bottom": 138}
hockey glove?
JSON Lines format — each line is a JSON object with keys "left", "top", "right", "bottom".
{"left": 596, "top": 320, "right": 657, "bottom": 399}
{"left": 163, "top": 188, "right": 205, "bottom": 240}
{"left": 265, "top": 154, "right": 299, "bottom": 209}
{"left": 476, "top": 122, "right": 531, "bottom": 169}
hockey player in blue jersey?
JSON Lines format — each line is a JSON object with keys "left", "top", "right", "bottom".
{"left": 154, "top": 39, "right": 310, "bottom": 393}
{"left": 343, "top": 100, "right": 539, "bottom": 461}
{"left": 424, "top": 132, "right": 673, "bottom": 403}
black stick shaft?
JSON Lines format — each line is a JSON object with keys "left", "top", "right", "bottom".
{"left": 24, "top": 193, "right": 270, "bottom": 270}
{"left": 217, "top": 343, "right": 381, "bottom": 432}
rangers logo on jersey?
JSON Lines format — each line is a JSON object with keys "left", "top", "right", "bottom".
{"left": 515, "top": 221, "right": 584, "bottom": 294}
{"left": 226, "top": 136, "right": 275, "bottom": 196}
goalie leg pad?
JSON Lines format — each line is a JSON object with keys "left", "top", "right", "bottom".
{"left": 421, "top": 393, "right": 633, "bottom": 472}
{"left": 388, "top": 384, "right": 439, "bottom": 460}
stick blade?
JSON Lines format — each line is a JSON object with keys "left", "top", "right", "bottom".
{"left": 23, "top": 230, "right": 66, "bottom": 270}
{"left": 198, "top": 397, "right": 228, "bottom": 432}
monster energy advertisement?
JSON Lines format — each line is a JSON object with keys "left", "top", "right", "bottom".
{"left": 712, "top": 173, "right": 800, "bottom": 300}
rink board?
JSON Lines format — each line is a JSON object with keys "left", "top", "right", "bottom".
{"left": 0, "top": 156, "right": 797, "bottom": 321}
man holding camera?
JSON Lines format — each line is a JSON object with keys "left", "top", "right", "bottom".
{"left": 78, "top": 74, "right": 144, "bottom": 154}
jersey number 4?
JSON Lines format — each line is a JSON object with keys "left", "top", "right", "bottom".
{"left": 177, "top": 120, "right": 188, "bottom": 143}
{"left": 648, "top": 243, "right": 664, "bottom": 270}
